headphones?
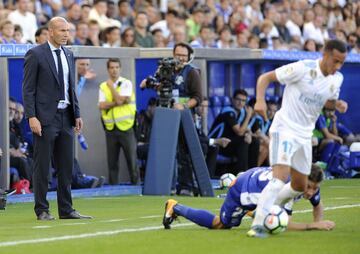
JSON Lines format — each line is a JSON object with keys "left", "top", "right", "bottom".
{"left": 174, "top": 42, "right": 194, "bottom": 65}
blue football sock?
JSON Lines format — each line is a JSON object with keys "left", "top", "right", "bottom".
{"left": 173, "top": 204, "right": 215, "bottom": 229}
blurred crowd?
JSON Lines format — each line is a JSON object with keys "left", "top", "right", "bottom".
{"left": 0, "top": 0, "right": 359, "bottom": 53}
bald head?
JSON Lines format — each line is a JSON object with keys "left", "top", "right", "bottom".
{"left": 48, "top": 17, "right": 70, "bottom": 47}
{"left": 48, "top": 17, "right": 68, "bottom": 30}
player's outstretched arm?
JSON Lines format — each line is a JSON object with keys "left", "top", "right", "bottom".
{"left": 288, "top": 202, "right": 335, "bottom": 231}
{"left": 254, "top": 71, "right": 278, "bottom": 120}
{"left": 287, "top": 217, "right": 335, "bottom": 231}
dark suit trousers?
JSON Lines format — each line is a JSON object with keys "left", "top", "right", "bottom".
{"left": 33, "top": 108, "right": 74, "bottom": 216}
{"left": 105, "top": 128, "right": 139, "bottom": 185}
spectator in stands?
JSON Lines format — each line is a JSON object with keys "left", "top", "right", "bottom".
{"left": 67, "top": 22, "right": 76, "bottom": 45}
{"left": 150, "top": 9, "right": 179, "bottom": 42}
{"left": 103, "top": 26, "right": 121, "bottom": 47}
{"left": 0, "top": 20, "right": 16, "bottom": 44}
{"left": 214, "top": 26, "right": 232, "bottom": 48}
{"left": 275, "top": 11, "right": 291, "bottom": 44}
{"left": 88, "top": 20, "right": 102, "bottom": 46}
{"left": 121, "top": 27, "right": 137, "bottom": 47}
{"left": 152, "top": 29, "right": 166, "bottom": 48}
{"left": 327, "top": 5, "right": 343, "bottom": 30}
{"left": 73, "top": 21, "right": 91, "bottom": 45}
{"left": 116, "top": 0, "right": 134, "bottom": 32}
{"left": 347, "top": 33, "right": 359, "bottom": 52}
{"left": 34, "top": 0, "right": 62, "bottom": 21}
{"left": 350, "top": 35, "right": 360, "bottom": 54}
{"left": 80, "top": 4, "right": 91, "bottom": 23}
{"left": 334, "top": 29, "right": 347, "bottom": 44}
{"left": 236, "top": 32, "right": 248, "bottom": 48}
{"left": 98, "top": 58, "right": 139, "bottom": 185}
{"left": 303, "top": 15, "right": 329, "bottom": 46}
{"left": 186, "top": 8, "right": 205, "bottom": 41}
{"left": 248, "top": 35, "right": 260, "bottom": 49}
{"left": 145, "top": 5, "right": 161, "bottom": 27}
{"left": 285, "top": 10, "right": 304, "bottom": 45}
{"left": 134, "top": 11, "right": 154, "bottom": 48}
{"left": 66, "top": 3, "right": 81, "bottom": 25}
{"left": 88, "top": 0, "right": 121, "bottom": 31}
{"left": 8, "top": 0, "right": 37, "bottom": 43}
{"left": 272, "top": 36, "right": 288, "bottom": 50}
{"left": 342, "top": 3, "right": 357, "bottom": 35}
{"left": 35, "top": 26, "right": 49, "bottom": 44}
{"left": 13, "top": 24, "right": 24, "bottom": 44}
{"left": 215, "top": 0, "right": 232, "bottom": 24}
{"left": 212, "top": 14, "right": 225, "bottom": 35}
{"left": 208, "top": 89, "right": 259, "bottom": 174}
{"left": 259, "top": 19, "right": 276, "bottom": 49}
{"left": 167, "top": 25, "right": 187, "bottom": 47}
{"left": 190, "top": 25, "right": 214, "bottom": 48}
{"left": 303, "top": 39, "right": 317, "bottom": 52}
{"left": 106, "top": 0, "right": 116, "bottom": 19}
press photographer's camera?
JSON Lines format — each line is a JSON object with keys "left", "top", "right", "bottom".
{"left": 144, "top": 58, "right": 179, "bottom": 107}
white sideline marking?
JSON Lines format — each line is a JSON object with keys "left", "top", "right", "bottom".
{"left": 101, "top": 219, "right": 125, "bottom": 223}
{"left": 62, "top": 222, "right": 88, "bottom": 226}
{"left": 0, "top": 223, "right": 193, "bottom": 247}
{"left": 32, "top": 226, "right": 51, "bottom": 229}
{"left": 329, "top": 186, "right": 360, "bottom": 189}
{"left": 140, "top": 215, "right": 161, "bottom": 219}
{"left": 3, "top": 203, "right": 360, "bottom": 248}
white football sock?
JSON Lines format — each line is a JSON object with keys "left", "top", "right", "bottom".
{"left": 252, "top": 177, "right": 285, "bottom": 227}
{"left": 274, "top": 182, "right": 302, "bottom": 206}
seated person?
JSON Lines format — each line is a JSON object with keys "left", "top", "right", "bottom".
{"left": 208, "top": 89, "right": 259, "bottom": 174}
{"left": 195, "top": 99, "right": 231, "bottom": 178}
{"left": 9, "top": 98, "right": 32, "bottom": 182}
{"left": 313, "top": 107, "right": 343, "bottom": 163}
{"left": 250, "top": 99, "right": 279, "bottom": 166}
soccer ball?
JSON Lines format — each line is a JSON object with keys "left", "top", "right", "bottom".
{"left": 263, "top": 205, "right": 289, "bottom": 234}
{"left": 219, "top": 173, "right": 236, "bottom": 189}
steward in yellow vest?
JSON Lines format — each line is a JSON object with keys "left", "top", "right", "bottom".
{"left": 98, "top": 58, "right": 139, "bottom": 185}
{"left": 99, "top": 77, "right": 136, "bottom": 131}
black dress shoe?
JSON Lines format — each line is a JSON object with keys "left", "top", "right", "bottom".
{"left": 59, "top": 210, "right": 93, "bottom": 219}
{"left": 37, "top": 211, "right": 55, "bottom": 221}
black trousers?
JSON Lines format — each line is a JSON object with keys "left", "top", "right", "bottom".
{"left": 33, "top": 108, "right": 74, "bottom": 216}
{"left": 219, "top": 135, "right": 260, "bottom": 173}
{"left": 105, "top": 128, "right": 139, "bottom": 185}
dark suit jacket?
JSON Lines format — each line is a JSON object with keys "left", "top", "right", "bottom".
{"left": 22, "top": 42, "right": 80, "bottom": 126}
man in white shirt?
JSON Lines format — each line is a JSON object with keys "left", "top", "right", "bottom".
{"left": 8, "top": 0, "right": 37, "bottom": 43}
{"left": 248, "top": 39, "right": 348, "bottom": 237}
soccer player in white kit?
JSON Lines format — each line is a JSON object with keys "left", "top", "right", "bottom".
{"left": 247, "top": 39, "right": 348, "bottom": 237}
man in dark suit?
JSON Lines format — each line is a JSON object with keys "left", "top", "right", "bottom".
{"left": 22, "top": 17, "right": 91, "bottom": 220}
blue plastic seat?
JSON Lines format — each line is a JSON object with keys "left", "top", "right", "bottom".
{"left": 222, "top": 96, "right": 232, "bottom": 107}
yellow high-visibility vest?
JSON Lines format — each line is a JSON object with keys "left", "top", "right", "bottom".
{"left": 100, "top": 77, "right": 136, "bottom": 131}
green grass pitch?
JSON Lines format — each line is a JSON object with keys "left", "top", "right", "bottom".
{"left": 0, "top": 179, "right": 359, "bottom": 254}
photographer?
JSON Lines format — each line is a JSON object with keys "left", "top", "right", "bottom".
{"left": 140, "top": 42, "right": 202, "bottom": 195}
{"left": 140, "top": 42, "right": 202, "bottom": 110}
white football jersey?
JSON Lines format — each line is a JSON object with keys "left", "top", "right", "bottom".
{"left": 270, "top": 59, "right": 343, "bottom": 139}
